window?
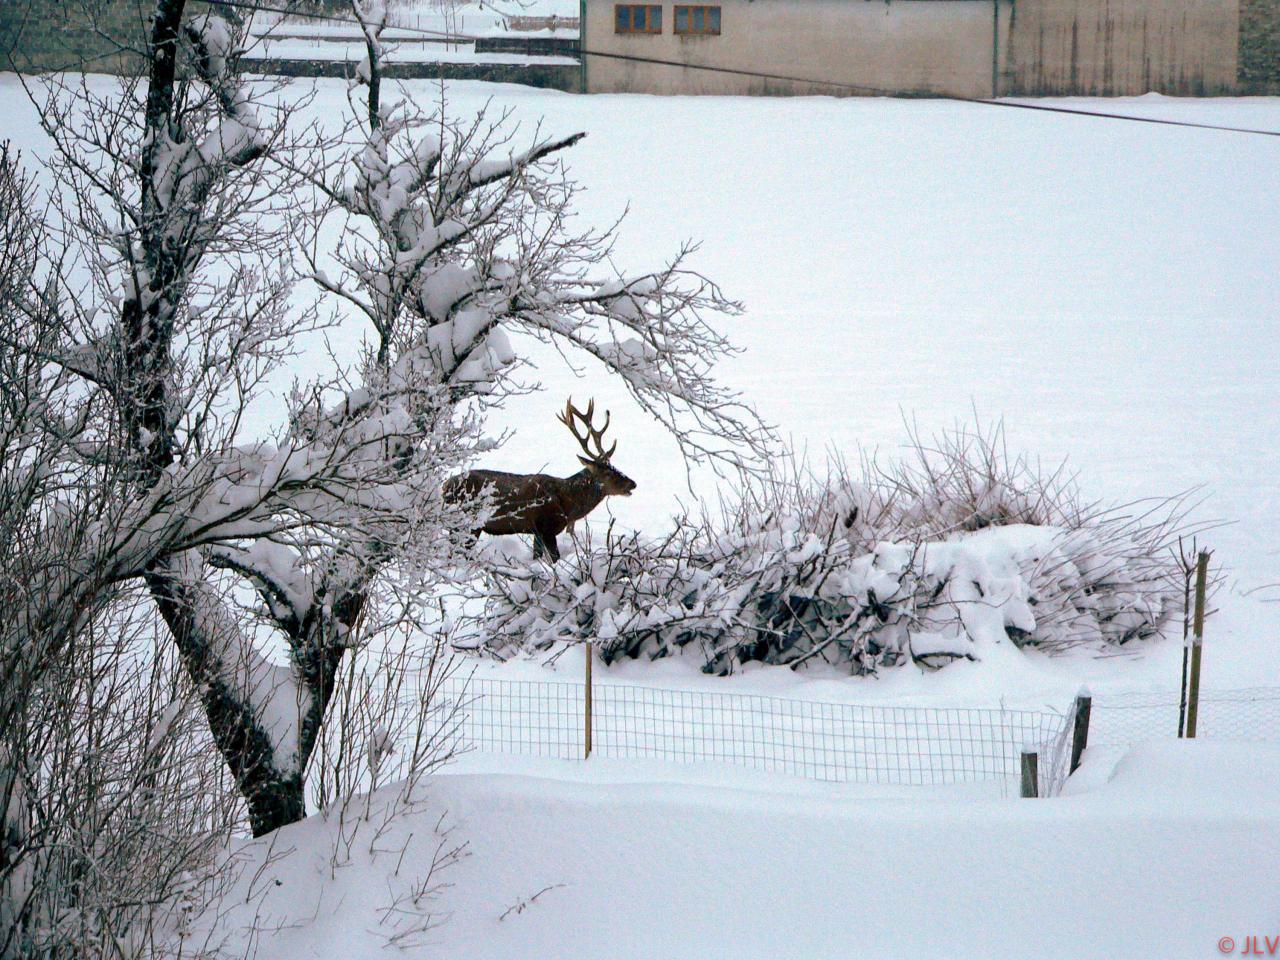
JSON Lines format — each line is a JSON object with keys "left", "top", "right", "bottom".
{"left": 674, "top": 5, "right": 720, "bottom": 35}
{"left": 615, "top": 4, "right": 662, "bottom": 33}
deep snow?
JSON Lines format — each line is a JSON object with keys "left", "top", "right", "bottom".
{"left": 187, "top": 741, "right": 1280, "bottom": 960}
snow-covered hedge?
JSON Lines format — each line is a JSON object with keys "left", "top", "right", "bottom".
{"left": 466, "top": 426, "right": 1191, "bottom": 674}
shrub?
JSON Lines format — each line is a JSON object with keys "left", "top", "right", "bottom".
{"left": 466, "top": 423, "right": 1200, "bottom": 674}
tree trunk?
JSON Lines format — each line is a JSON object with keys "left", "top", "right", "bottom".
{"left": 147, "top": 572, "right": 306, "bottom": 837}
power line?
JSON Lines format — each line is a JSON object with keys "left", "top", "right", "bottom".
{"left": 208, "top": 0, "right": 1280, "bottom": 138}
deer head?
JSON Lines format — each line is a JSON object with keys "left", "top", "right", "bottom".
{"left": 557, "top": 397, "right": 636, "bottom": 497}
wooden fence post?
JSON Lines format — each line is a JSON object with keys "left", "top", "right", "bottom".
{"left": 1020, "top": 750, "right": 1039, "bottom": 798}
{"left": 584, "top": 641, "right": 593, "bottom": 759}
{"left": 1069, "top": 691, "right": 1092, "bottom": 774}
{"left": 1184, "top": 551, "right": 1209, "bottom": 739}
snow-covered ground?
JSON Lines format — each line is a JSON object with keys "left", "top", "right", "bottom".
{"left": 275, "top": 81, "right": 1275, "bottom": 702}
{"left": 7, "top": 74, "right": 1280, "bottom": 957}
{"left": 509, "top": 90, "right": 1278, "bottom": 694}
{"left": 191, "top": 741, "right": 1280, "bottom": 960}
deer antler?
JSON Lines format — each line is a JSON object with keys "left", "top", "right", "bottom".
{"left": 557, "top": 396, "right": 616, "bottom": 462}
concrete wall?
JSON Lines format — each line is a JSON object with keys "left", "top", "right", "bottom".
{"left": 584, "top": 0, "right": 1003, "bottom": 97}
{"left": 1002, "top": 0, "right": 1238, "bottom": 96}
{"left": 583, "top": 0, "right": 1247, "bottom": 97}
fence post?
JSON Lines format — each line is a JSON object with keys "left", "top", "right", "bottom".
{"left": 584, "top": 640, "right": 593, "bottom": 759}
{"left": 1020, "top": 750, "right": 1039, "bottom": 798}
{"left": 1184, "top": 551, "right": 1209, "bottom": 739}
{"left": 1069, "top": 689, "right": 1092, "bottom": 774}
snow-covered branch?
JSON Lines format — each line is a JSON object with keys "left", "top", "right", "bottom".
{"left": 302, "top": 15, "right": 773, "bottom": 473}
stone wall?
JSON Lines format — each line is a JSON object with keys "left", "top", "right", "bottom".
{"left": 1239, "top": 0, "right": 1280, "bottom": 92}
{"left": 2, "top": 0, "right": 162, "bottom": 74}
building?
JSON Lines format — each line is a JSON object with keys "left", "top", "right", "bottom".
{"left": 580, "top": 0, "right": 1280, "bottom": 97}
{"left": 4, "top": 0, "right": 1280, "bottom": 97}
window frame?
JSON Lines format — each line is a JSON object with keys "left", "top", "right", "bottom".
{"left": 674, "top": 4, "right": 721, "bottom": 35}
{"left": 614, "top": 4, "right": 663, "bottom": 34}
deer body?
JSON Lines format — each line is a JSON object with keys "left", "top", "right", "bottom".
{"left": 444, "top": 399, "right": 636, "bottom": 562}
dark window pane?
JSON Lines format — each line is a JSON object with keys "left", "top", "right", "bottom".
{"left": 693, "top": 6, "right": 704, "bottom": 30}
{"left": 675, "top": 6, "right": 688, "bottom": 31}
{"left": 616, "top": 5, "right": 628, "bottom": 30}
{"left": 708, "top": 6, "right": 720, "bottom": 31}
{"left": 650, "top": 6, "right": 661, "bottom": 30}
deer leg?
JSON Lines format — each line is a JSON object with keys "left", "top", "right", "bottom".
{"left": 534, "top": 521, "right": 562, "bottom": 563}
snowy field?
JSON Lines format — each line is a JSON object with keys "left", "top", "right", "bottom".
{"left": 239, "top": 80, "right": 1278, "bottom": 701}
{"left": 299, "top": 83, "right": 1277, "bottom": 691}
{"left": 7, "top": 79, "right": 1275, "bottom": 664}
{"left": 7, "top": 75, "right": 1280, "bottom": 957}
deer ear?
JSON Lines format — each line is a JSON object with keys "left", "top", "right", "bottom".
{"left": 578, "top": 455, "right": 595, "bottom": 467}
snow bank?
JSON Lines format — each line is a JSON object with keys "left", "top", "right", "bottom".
{"left": 181, "top": 741, "right": 1280, "bottom": 959}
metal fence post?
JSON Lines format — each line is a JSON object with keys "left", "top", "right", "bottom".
{"left": 584, "top": 640, "right": 593, "bottom": 759}
{"left": 1184, "top": 551, "right": 1210, "bottom": 739}
{"left": 1020, "top": 750, "right": 1039, "bottom": 798}
{"left": 1069, "top": 690, "right": 1092, "bottom": 774}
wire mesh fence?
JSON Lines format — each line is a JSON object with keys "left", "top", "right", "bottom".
{"left": 438, "top": 676, "right": 1079, "bottom": 796}
{"left": 1089, "top": 686, "right": 1280, "bottom": 747}
{"left": 433, "top": 671, "right": 1280, "bottom": 798}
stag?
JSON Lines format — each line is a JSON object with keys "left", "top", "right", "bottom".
{"left": 444, "top": 398, "right": 637, "bottom": 562}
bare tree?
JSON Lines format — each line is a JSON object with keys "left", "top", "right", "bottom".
{"left": 25, "top": 2, "right": 484, "bottom": 836}
{"left": 0, "top": 143, "right": 246, "bottom": 960}
{"left": 14, "top": 0, "right": 767, "bottom": 842}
